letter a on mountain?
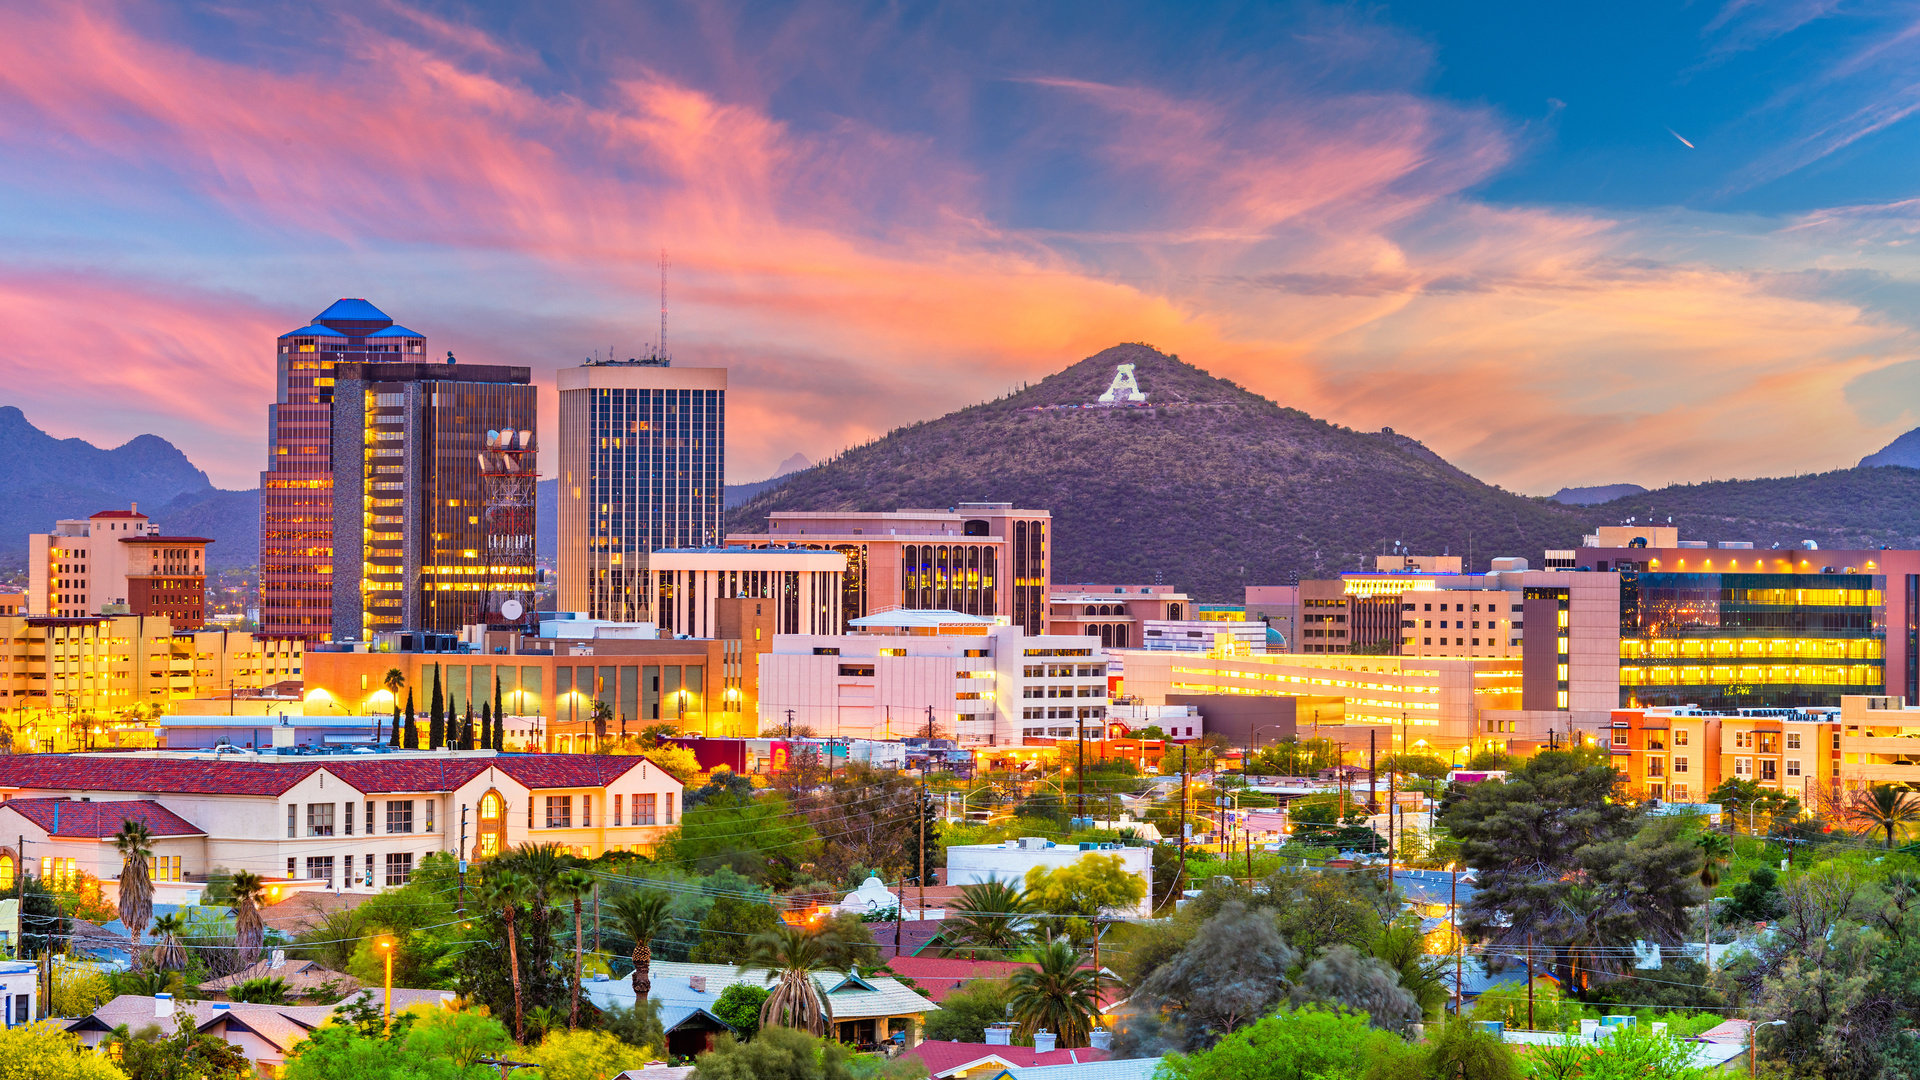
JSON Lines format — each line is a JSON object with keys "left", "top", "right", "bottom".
{"left": 1099, "top": 363, "right": 1146, "bottom": 403}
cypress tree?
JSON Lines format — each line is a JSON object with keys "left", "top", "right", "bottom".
{"left": 429, "top": 666, "right": 445, "bottom": 749}
{"left": 493, "top": 674, "right": 504, "bottom": 725}
{"left": 493, "top": 707, "right": 505, "bottom": 754}
{"left": 461, "top": 704, "right": 474, "bottom": 750}
{"left": 403, "top": 689, "right": 418, "bottom": 748}
{"left": 480, "top": 701, "right": 492, "bottom": 750}
{"left": 389, "top": 700, "right": 402, "bottom": 747}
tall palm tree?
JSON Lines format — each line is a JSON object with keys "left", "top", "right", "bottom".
{"left": 1853, "top": 784, "right": 1920, "bottom": 848}
{"left": 113, "top": 820, "right": 155, "bottom": 969}
{"left": 745, "top": 923, "right": 844, "bottom": 1037}
{"left": 149, "top": 913, "right": 186, "bottom": 972}
{"left": 481, "top": 869, "right": 533, "bottom": 1042}
{"left": 936, "top": 879, "right": 1031, "bottom": 960}
{"left": 1008, "top": 937, "right": 1106, "bottom": 1049}
{"left": 555, "top": 869, "right": 596, "bottom": 1029}
{"left": 607, "top": 889, "right": 673, "bottom": 1002}
{"left": 384, "top": 668, "right": 406, "bottom": 747}
{"left": 230, "top": 870, "right": 267, "bottom": 967}
{"left": 1696, "top": 831, "right": 1732, "bottom": 954}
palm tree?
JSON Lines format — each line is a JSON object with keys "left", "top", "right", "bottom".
{"left": 384, "top": 668, "right": 406, "bottom": 747}
{"left": 607, "top": 889, "right": 673, "bottom": 1002}
{"left": 113, "top": 820, "right": 155, "bottom": 969}
{"left": 1008, "top": 937, "right": 1106, "bottom": 1049}
{"left": 1853, "top": 784, "right": 1920, "bottom": 848}
{"left": 936, "top": 879, "right": 1031, "bottom": 960}
{"left": 481, "top": 870, "right": 533, "bottom": 1042}
{"left": 229, "top": 975, "right": 289, "bottom": 1004}
{"left": 555, "top": 868, "right": 596, "bottom": 1029}
{"left": 744, "top": 923, "right": 844, "bottom": 1037}
{"left": 230, "top": 870, "right": 267, "bottom": 967}
{"left": 1696, "top": 831, "right": 1732, "bottom": 954}
{"left": 149, "top": 913, "right": 186, "bottom": 972}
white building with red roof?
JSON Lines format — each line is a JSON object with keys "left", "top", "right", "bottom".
{"left": 0, "top": 749, "right": 681, "bottom": 898}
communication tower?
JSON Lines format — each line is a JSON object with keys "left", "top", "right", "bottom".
{"left": 479, "top": 428, "right": 539, "bottom": 628}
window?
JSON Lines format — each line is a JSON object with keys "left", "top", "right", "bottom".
{"left": 1787, "top": 759, "right": 1802, "bottom": 777}
{"left": 147, "top": 855, "right": 181, "bottom": 883}
{"left": 580, "top": 797, "right": 591, "bottom": 828}
{"left": 306, "top": 856, "right": 335, "bottom": 886}
{"left": 307, "top": 803, "right": 335, "bottom": 837}
{"left": 546, "top": 796, "right": 573, "bottom": 829}
{"left": 637, "top": 793, "right": 657, "bottom": 825}
{"left": 384, "top": 852, "right": 414, "bottom": 887}
{"left": 344, "top": 801, "right": 354, "bottom": 836}
{"left": 1647, "top": 758, "right": 1664, "bottom": 777}
{"left": 1786, "top": 732, "right": 1802, "bottom": 750}
{"left": 386, "top": 801, "right": 414, "bottom": 834}
{"left": 1735, "top": 758, "right": 1751, "bottom": 776}
{"left": 287, "top": 804, "right": 296, "bottom": 838}
{"left": 1674, "top": 756, "right": 1689, "bottom": 773}
{"left": 665, "top": 794, "right": 675, "bottom": 825}
{"left": 1612, "top": 730, "right": 1628, "bottom": 747}
{"left": 13, "top": 993, "right": 26, "bottom": 1025}
{"left": 1758, "top": 733, "right": 1777, "bottom": 754}
{"left": 1671, "top": 784, "right": 1689, "bottom": 800}
{"left": 1674, "top": 729, "right": 1690, "bottom": 747}
{"left": 1423, "top": 638, "right": 1431, "bottom": 645}
{"left": 614, "top": 794, "right": 623, "bottom": 826}
{"left": 366, "top": 801, "right": 375, "bottom": 831}
{"left": 424, "top": 801, "right": 435, "bottom": 832}
{"left": 1761, "top": 759, "right": 1778, "bottom": 781}
{"left": 1735, "top": 731, "right": 1752, "bottom": 749}
{"left": 1423, "top": 604, "right": 1431, "bottom": 611}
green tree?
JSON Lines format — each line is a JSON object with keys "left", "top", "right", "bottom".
{"left": 0, "top": 1021, "right": 130, "bottom": 1080}
{"left": 1851, "top": 784, "right": 1920, "bottom": 848}
{"left": 665, "top": 791, "right": 819, "bottom": 889}
{"left": 1291, "top": 944, "right": 1419, "bottom": 1033}
{"left": 691, "top": 1026, "right": 854, "bottom": 1080}
{"left": 555, "top": 869, "right": 596, "bottom": 1029}
{"left": 1526, "top": 1022, "right": 1709, "bottom": 1080}
{"left": 404, "top": 688, "right": 419, "bottom": 749}
{"left": 689, "top": 896, "right": 782, "bottom": 964}
{"left": 934, "top": 879, "right": 1030, "bottom": 959}
{"left": 1370, "top": 917, "right": 1450, "bottom": 1020}
{"left": 1725, "top": 865, "right": 1785, "bottom": 923}
{"left": 229, "top": 975, "right": 289, "bottom": 1004}
{"left": 529, "top": 1028, "right": 650, "bottom": 1080}
{"left": 230, "top": 869, "right": 267, "bottom": 967}
{"left": 1708, "top": 778, "right": 1802, "bottom": 835}
{"left": 745, "top": 925, "right": 844, "bottom": 1037}
{"left": 106, "top": 1019, "right": 253, "bottom": 1080}
{"left": 1265, "top": 867, "right": 1386, "bottom": 958}
{"left": 479, "top": 870, "right": 533, "bottom": 1042}
{"left": 921, "top": 979, "right": 1010, "bottom": 1043}
{"left": 112, "top": 820, "right": 154, "bottom": 969}
{"left": 147, "top": 913, "right": 186, "bottom": 972}
{"left": 1136, "top": 902, "right": 1296, "bottom": 1047}
{"left": 1023, "top": 853, "right": 1146, "bottom": 944}
{"left": 712, "top": 983, "right": 770, "bottom": 1042}
{"left": 1154, "top": 1005, "right": 1407, "bottom": 1080}
{"left": 429, "top": 664, "right": 445, "bottom": 749}
{"left": 1421, "top": 1017, "right": 1522, "bottom": 1080}
{"left": 608, "top": 889, "right": 673, "bottom": 1001}
{"left": 1008, "top": 938, "right": 1106, "bottom": 1049}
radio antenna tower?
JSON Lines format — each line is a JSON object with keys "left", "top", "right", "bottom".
{"left": 658, "top": 249, "right": 669, "bottom": 359}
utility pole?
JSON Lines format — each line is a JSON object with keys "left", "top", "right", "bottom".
{"left": 1077, "top": 717, "right": 1086, "bottom": 824}
{"left": 917, "top": 778, "right": 928, "bottom": 934}
{"left": 1177, "top": 750, "right": 1189, "bottom": 899}
{"left": 458, "top": 806, "right": 469, "bottom": 915}
{"left": 1368, "top": 729, "right": 1378, "bottom": 813}
{"left": 1450, "top": 867, "right": 1461, "bottom": 1014}
{"left": 925, "top": 705, "right": 936, "bottom": 740}
{"left": 1387, "top": 760, "right": 1396, "bottom": 896}
{"left": 786, "top": 708, "right": 794, "bottom": 739}
{"left": 1526, "top": 934, "right": 1535, "bottom": 1030}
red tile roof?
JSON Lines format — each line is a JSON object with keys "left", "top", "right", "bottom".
{"left": 0, "top": 754, "right": 676, "bottom": 799}
{"left": 89, "top": 510, "right": 147, "bottom": 518}
{"left": 903, "top": 1041, "right": 1112, "bottom": 1077}
{"left": 1, "top": 798, "right": 205, "bottom": 838}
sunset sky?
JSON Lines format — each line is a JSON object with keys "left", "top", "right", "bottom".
{"left": 5, "top": 1, "right": 1920, "bottom": 492}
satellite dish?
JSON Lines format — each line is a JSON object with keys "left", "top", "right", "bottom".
{"left": 501, "top": 599, "right": 524, "bottom": 620}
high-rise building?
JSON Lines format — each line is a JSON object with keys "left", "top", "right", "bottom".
{"left": 329, "top": 360, "right": 537, "bottom": 639}
{"left": 556, "top": 359, "right": 726, "bottom": 622}
{"left": 261, "top": 300, "right": 427, "bottom": 640}
{"left": 27, "top": 508, "right": 213, "bottom": 628}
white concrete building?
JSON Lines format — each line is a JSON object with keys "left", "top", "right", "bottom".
{"left": 946, "top": 838, "right": 1153, "bottom": 917}
{"left": 756, "top": 610, "right": 1108, "bottom": 746}
{"left": 649, "top": 546, "right": 848, "bottom": 638}
{"left": 0, "top": 750, "right": 682, "bottom": 897}
{"left": 0, "top": 960, "right": 34, "bottom": 1028}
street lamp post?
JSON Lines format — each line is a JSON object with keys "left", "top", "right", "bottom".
{"left": 377, "top": 937, "right": 395, "bottom": 1031}
{"left": 1750, "top": 1019, "right": 1785, "bottom": 1075}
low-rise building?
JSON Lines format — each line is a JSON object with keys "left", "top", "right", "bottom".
{"left": 1046, "top": 584, "right": 1189, "bottom": 650}
{"left": 583, "top": 961, "right": 938, "bottom": 1054}
{"left": 0, "top": 749, "right": 683, "bottom": 895}
{"left": 756, "top": 610, "right": 1108, "bottom": 746}
{"left": 27, "top": 507, "right": 212, "bottom": 628}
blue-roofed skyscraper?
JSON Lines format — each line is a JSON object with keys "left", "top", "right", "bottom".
{"left": 260, "top": 300, "right": 425, "bottom": 640}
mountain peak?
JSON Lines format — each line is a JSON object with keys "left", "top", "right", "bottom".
{"left": 1861, "top": 427, "right": 1920, "bottom": 470}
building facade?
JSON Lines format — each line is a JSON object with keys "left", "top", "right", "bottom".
{"left": 556, "top": 361, "right": 727, "bottom": 623}
{"left": 755, "top": 611, "right": 1107, "bottom": 746}
{"left": 329, "top": 360, "right": 537, "bottom": 639}
{"left": 649, "top": 547, "right": 847, "bottom": 638}
{"left": 27, "top": 509, "right": 211, "bottom": 627}
{"left": 1558, "top": 528, "right": 1917, "bottom": 710}
{"left": 730, "top": 504, "right": 1053, "bottom": 633}
{"left": 1046, "top": 585, "right": 1189, "bottom": 649}
{"left": 262, "top": 300, "right": 428, "bottom": 640}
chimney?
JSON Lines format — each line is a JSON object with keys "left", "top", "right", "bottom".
{"left": 1088, "top": 1029, "right": 1112, "bottom": 1051}
{"left": 688, "top": 976, "right": 707, "bottom": 992}
{"left": 270, "top": 949, "right": 285, "bottom": 970}
{"left": 154, "top": 992, "right": 173, "bottom": 1018}
{"left": 984, "top": 1023, "right": 1013, "bottom": 1046}
{"left": 1033, "top": 1030, "right": 1057, "bottom": 1053}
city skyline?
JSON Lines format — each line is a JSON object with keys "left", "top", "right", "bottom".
{"left": 8, "top": 3, "right": 1920, "bottom": 494}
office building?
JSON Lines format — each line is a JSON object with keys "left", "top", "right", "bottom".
{"left": 556, "top": 359, "right": 726, "bottom": 623}
{"left": 1046, "top": 584, "right": 1189, "bottom": 648}
{"left": 1244, "top": 582, "right": 1301, "bottom": 652}
{"left": 27, "top": 507, "right": 213, "bottom": 628}
{"left": 730, "top": 503, "right": 1052, "bottom": 632}
{"left": 755, "top": 609, "right": 1107, "bottom": 746}
{"left": 261, "top": 300, "right": 428, "bottom": 640}
{"left": 648, "top": 547, "right": 847, "bottom": 637}
{"left": 1558, "top": 527, "right": 1919, "bottom": 710}
{"left": 329, "top": 359, "right": 536, "bottom": 639}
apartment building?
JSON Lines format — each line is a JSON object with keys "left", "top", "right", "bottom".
{"left": 756, "top": 609, "right": 1108, "bottom": 746}
{"left": 0, "top": 751, "right": 683, "bottom": 895}
{"left": 729, "top": 503, "right": 1053, "bottom": 633}
{"left": 27, "top": 508, "right": 212, "bottom": 628}
{"left": 0, "top": 616, "right": 302, "bottom": 749}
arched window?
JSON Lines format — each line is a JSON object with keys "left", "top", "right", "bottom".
{"left": 1115, "top": 625, "right": 1129, "bottom": 648}
{"left": 1100, "top": 624, "right": 1113, "bottom": 648}
{"left": 1085, "top": 626, "right": 1100, "bottom": 637}
{"left": 1084, "top": 605, "right": 1097, "bottom": 616}
{"left": 0, "top": 849, "right": 14, "bottom": 891}
{"left": 476, "top": 790, "right": 507, "bottom": 859}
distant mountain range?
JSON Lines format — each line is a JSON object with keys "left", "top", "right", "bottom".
{"left": 10, "top": 371, "right": 1920, "bottom": 594}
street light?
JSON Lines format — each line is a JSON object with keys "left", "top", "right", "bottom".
{"left": 377, "top": 937, "right": 395, "bottom": 1029}
{"left": 1750, "top": 1018, "right": 1786, "bottom": 1075}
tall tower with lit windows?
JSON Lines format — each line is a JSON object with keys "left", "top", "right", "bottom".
{"left": 260, "top": 300, "right": 426, "bottom": 640}
{"left": 556, "top": 357, "right": 726, "bottom": 622}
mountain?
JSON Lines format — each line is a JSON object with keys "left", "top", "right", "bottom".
{"left": 1550, "top": 483, "right": 1647, "bottom": 506}
{"left": 0, "top": 406, "right": 219, "bottom": 561}
{"left": 725, "top": 344, "right": 1600, "bottom": 600}
{"left": 1577, "top": 469, "right": 1920, "bottom": 550}
{"left": 152, "top": 488, "right": 261, "bottom": 568}
{"left": 1861, "top": 427, "right": 1920, "bottom": 469}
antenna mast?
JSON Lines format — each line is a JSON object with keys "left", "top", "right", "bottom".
{"left": 658, "top": 249, "right": 668, "bottom": 359}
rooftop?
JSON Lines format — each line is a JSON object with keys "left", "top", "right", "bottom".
{"left": 277, "top": 323, "right": 347, "bottom": 339}
{"left": 0, "top": 753, "right": 679, "bottom": 798}
{"left": 313, "top": 298, "right": 393, "bottom": 324}
{"left": 365, "top": 325, "right": 424, "bottom": 338}
{"left": 0, "top": 797, "right": 205, "bottom": 838}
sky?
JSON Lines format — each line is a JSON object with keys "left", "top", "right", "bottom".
{"left": 5, "top": 1, "right": 1920, "bottom": 494}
